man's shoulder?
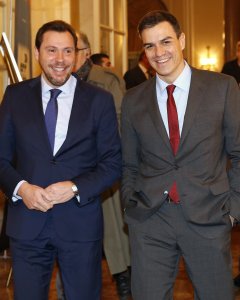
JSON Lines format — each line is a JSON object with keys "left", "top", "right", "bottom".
{"left": 87, "top": 65, "right": 125, "bottom": 95}
{"left": 5, "top": 76, "right": 40, "bottom": 93}
{"left": 191, "top": 66, "right": 233, "bottom": 82}
{"left": 124, "top": 76, "right": 155, "bottom": 101}
{"left": 223, "top": 59, "right": 237, "bottom": 67}
{"left": 89, "top": 65, "right": 121, "bottom": 83}
{"left": 190, "top": 67, "right": 239, "bottom": 93}
{"left": 124, "top": 65, "right": 140, "bottom": 77}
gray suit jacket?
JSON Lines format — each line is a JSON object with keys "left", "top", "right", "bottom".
{"left": 121, "top": 67, "right": 240, "bottom": 238}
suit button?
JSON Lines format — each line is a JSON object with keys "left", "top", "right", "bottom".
{"left": 51, "top": 159, "right": 57, "bottom": 165}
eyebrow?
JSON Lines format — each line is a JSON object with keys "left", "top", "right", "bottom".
{"left": 45, "top": 46, "right": 75, "bottom": 50}
{"left": 143, "top": 36, "right": 174, "bottom": 47}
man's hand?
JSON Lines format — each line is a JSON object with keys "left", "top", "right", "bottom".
{"left": 45, "top": 181, "right": 75, "bottom": 205}
{"left": 18, "top": 182, "right": 53, "bottom": 212}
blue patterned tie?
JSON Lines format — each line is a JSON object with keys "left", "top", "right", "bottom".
{"left": 45, "top": 89, "right": 62, "bottom": 151}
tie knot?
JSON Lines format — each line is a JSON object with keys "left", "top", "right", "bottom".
{"left": 50, "top": 89, "right": 62, "bottom": 100}
{"left": 166, "top": 84, "right": 176, "bottom": 96}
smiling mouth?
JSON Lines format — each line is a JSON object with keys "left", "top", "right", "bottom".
{"left": 52, "top": 66, "right": 66, "bottom": 73}
{"left": 155, "top": 57, "right": 170, "bottom": 64}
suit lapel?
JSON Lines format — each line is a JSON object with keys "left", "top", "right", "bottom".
{"left": 146, "top": 78, "right": 172, "bottom": 152}
{"left": 28, "top": 77, "right": 54, "bottom": 153}
{"left": 54, "top": 79, "right": 86, "bottom": 156}
{"left": 179, "top": 68, "right": 205, "bottom": 149}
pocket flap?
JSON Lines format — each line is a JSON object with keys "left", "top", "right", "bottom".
{"left": 209, "top": 178, "right": 230, "bottom": 195}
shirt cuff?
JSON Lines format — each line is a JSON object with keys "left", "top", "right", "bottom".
{"left": 76, "top": 195, "right": 80, "bottom": 203}
{"left": 12, "top": 180, "right": 27, "bottom": 202}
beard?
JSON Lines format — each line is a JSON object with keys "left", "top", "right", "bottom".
{"left": 39, "top": 60, "right": 74, "bottom": 87}
{"left": 44, "top": 71, "right": 71, "bottom": 87}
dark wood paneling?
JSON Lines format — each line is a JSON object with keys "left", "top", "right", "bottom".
{"left": 127, "top": 0, "right": 168, "bottom": 52}
{"left": 224, "top": 0, "right": 240, "bottom": 61}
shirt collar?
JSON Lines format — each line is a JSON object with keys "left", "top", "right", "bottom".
{"left": 41, "top": 74, "right": 77, "bottom": 96}
{"left": 156, "top": 61, "right": 192, "bottom": 93}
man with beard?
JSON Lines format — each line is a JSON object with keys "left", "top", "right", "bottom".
{"left": 0, "top": 20, "right": 121, "bottom": 300}
{"left": 121, "top": 10, "right": 240, "bottom": 300}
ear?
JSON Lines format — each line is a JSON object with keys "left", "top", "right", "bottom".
{"left": 179, "top": 33, "right": 185, "bottom": 51}
{"left": 86, "top": 48, "right": 91, "bottom": 59}
{"left": 34, "top": 47, "right": 39, "bottom": 61}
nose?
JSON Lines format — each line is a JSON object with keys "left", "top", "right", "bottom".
{"left": 55, "top": 50, "right": 64, "bottom": 61}
{"left": 155, "top": 44, "right": 166, "bottom": 57}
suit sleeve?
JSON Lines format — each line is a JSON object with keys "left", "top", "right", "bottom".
{"left": 224, "top": 77, "right": 240, "bottom": 220}
{"left": 72, "top": 94, "right": 122, "bottom": 206}
{"left": 0, "top": 86, "right": 24, "bottom": 197}
{"left": 121, "top": 94, "right": 140, "bottom": 207}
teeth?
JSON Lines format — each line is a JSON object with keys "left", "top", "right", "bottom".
{"left": 157, "top": 58, "right": 169, "bottom": 63}
{"left": 53, "top": 67, "right": 64, "bottom": 71}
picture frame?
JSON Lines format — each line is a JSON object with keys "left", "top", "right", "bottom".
{"left": 0, "top": 32, "right": 22, "bottom": 83}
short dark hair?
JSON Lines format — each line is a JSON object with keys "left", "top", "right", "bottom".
{"left": 90, "top": 53, "right": 109, "bottom": 65}
{"left": 138, "top": 10, "right": 182, "bottom": 38}
{"left": 35, "top": 20, "right": 78, "bottom": 50}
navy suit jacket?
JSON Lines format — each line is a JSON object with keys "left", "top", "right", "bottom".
{"left": 0, "top": 75, "right": 121, "bottom": 241}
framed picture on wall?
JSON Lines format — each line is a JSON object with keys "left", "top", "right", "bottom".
{"left": 0, "top": 32, "right": 22, "bottom": 83}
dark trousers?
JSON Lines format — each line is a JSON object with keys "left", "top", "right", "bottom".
{"left": 129, "top": 201, "right": 233, "bottom": 300}
{"left": 0, "top": 198, "right": 9, "bottom": 252}
{"left": 10, "top": 214, "right": 102, "bottom": 300}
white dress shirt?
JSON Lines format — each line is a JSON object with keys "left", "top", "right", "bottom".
{"left": 42, "top": 75, "right": 77, "bottom": 155}
{"left": 156, "top": 62, "right": 192, "bottom": 137}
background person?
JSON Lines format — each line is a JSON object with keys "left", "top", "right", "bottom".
{"left": 123, "top": 49, "right": 154, "bottom": 89}
{"left": 90, "top": 53, "right": 112, "bottom": 68}
{"left": 75, "top": 31, "right": 131, "bottom": 300}
{"left": 0, "top": 20, "right": 121, "bottom": 300}
{"left": 221, "top": 41, "right": 240, "bottom": 85}
{"left": 56, "top": 31, "right": 131, "bottom": 300}
{"left": 121, "top": 10, "right": 240, "bottom": 300}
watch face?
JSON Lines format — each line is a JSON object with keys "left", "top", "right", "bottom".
{"left": 72, "top": 185, "right": 78, "bottom": 194}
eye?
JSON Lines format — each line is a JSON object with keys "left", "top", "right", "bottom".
{"left": 64, "top": 48, "right": 74, "bottom": 55}
{"left": 162, "top": 40, "right": 171, "bottom": 46}
{"left": 144, "top": 44, "right": 154, "bottom": 50}
{"left": 47, "top": 48, "right": 56, "bottom": 54}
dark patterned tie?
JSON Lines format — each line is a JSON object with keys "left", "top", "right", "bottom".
{"left": 45, "top": 89, "right": 62, "bottom": 151}
{"left": 167, "top": 84, "right": 180, "bottom": 203}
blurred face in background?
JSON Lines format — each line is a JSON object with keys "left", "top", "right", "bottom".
{"left": 101, "top": 57, "right": 112, "bottom": 68}
{"left": 35, "top": 30, "right": 76, "bottom": 87}
{"left": 74, "top": 37, "right": 91, "bottom": 71}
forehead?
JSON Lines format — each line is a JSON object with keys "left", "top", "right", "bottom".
{"left": 77, "top": 38, "right": 86, "bottom": 48}
{"left": 141, "top": 21, "right": 177, "bottom": 42}
{"left": 41, "top": 30, "right": 75, "bottom": 47}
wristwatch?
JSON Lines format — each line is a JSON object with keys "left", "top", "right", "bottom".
{"left": 71, "top": 184, "right": 79, "bottom": 196}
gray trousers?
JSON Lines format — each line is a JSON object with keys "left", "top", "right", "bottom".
{"left": 129, "top": 201, "right": 233, "bottom": 300}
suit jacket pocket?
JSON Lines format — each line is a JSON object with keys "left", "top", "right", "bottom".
{"left": 209, "top": 178, "right": 230, "bottom": 195}
{"left": 126, "top": 190, "right": 151, "bottom": 208}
